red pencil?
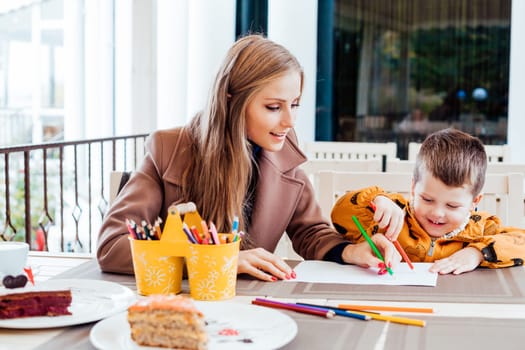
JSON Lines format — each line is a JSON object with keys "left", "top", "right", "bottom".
{"left": 125, "top": 219, "right": 138, "bottom": 240}
{"left": 252, "top": 298, "right": 335, "bottom": 318}
{"left": 369, "top": 201, "right": 414, "bottom": 270}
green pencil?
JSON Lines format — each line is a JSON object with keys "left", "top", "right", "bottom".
{"left": 351, "top": 215, "right": 393, "bottom": 275}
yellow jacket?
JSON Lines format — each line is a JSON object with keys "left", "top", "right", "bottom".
{"left": 331, "top": 186, "right": 525, "bottom": 268}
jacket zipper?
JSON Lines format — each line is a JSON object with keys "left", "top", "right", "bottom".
{"left": 428, "top": 238, "right": 436, "bottom": 256}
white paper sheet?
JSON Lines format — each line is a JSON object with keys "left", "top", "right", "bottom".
{"left": 288, "top": 261, "right": 437, "bottom": 286}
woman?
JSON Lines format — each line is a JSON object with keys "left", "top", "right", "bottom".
{"left": 97, "top": 34, "right": 398, "bottom": 281}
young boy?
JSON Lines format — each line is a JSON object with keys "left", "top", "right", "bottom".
{"left": 331, "top": 128, "right": 525, "bottom": 274}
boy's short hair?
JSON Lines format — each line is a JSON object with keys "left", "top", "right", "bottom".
{"left": 414, "top": 128, "right": 487, "bottom": 196}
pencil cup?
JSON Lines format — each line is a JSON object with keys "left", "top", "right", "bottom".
{"left": 186, "top": 234, "right": 240, "bottom": 301}
{"left": 129, "top": 238, "right": 184, "bottom": 296}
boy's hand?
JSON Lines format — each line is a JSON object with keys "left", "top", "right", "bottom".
{"left": 429, "top": 247, "right": 483, "bottom": 275}
{"left": 372, "top": 196, "right": 405, "bottom": 241}
{"left": 342, "top": 233, "right": 401, "bottom": 271}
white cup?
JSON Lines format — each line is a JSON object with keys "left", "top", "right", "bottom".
{"left": 0, "top": 242, "right": 29, "bottom": 279}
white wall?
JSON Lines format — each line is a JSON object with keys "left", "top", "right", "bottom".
{"left": 156, "top": 0, "right": 236, "bottom": 129}
{"left": 84, "top": 0, "right": 114, "bottom": 138}
{"left": 507, "top": 0, "right": 525, "bottom": 163}
{"left": 156, "top": 0, "right": 188, "bottom": 129}
{"left": 268, "top": 0, "right": 318, "bottom": 147}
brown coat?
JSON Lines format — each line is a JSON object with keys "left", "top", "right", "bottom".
{"left": 97, "top": 127, "right": 347, "bottom": 274}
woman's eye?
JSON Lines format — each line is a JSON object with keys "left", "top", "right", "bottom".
{"left": 266, "top": 105, "right": 280, "bottom": 111}
{"left": 291, "top": 103, "right": 300, "bottom": 109}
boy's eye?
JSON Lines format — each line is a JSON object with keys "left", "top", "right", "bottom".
{"left": 421, "top": 197, "right": 432, "bottom": 202}
{"left": 447, "top": 204, "right": 460, "bottom": 209}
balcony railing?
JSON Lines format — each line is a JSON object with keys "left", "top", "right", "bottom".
{"left": 0, "top": 134, "right": 149, "bottom": 254}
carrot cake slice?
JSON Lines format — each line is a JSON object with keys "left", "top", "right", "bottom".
{"left": 127, "top": 294, "right": 207, "bottom": 349}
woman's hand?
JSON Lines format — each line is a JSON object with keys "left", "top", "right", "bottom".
{"left": 429, "top": 247, "right": 483, "bottom": 275}
{"left": 341, "top": 233, "right": 401, "bottom": 270}
{"left": 237, "top": 248, "right": 296, "bottom": 282}
{"left": 372, "top": 195, "right": 405, "bottom": 241}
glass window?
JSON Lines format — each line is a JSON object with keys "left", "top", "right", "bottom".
{"left": 0, "top": 0, "right": 66, "bottom": 146}
{"left": 318, "top": 0, "right": 511, "bottom": 159}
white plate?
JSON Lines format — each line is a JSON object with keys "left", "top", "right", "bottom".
{"left": 90, "top": 301, "right": 298, "bottom": 350}
{"left": 0, "top": 279, "right": 136, "bottom": 329}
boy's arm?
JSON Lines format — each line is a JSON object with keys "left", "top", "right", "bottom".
{"left": 465, "top": 214, "right": 525, "bottom": 268}
{"left": 331, "top": 186, "right": 392, "bottom": 242}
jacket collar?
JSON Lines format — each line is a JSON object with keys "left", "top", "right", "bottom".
{"left": 260, "top": 129, "right": 307, "bottom": 173}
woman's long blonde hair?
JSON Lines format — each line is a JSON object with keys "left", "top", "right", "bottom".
{"left": 183, "top": 34, "right": 304, "bottom": 234}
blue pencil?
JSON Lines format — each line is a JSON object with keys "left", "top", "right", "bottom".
{"left": 296, "top": 303, "right": 371, "bottom": 321}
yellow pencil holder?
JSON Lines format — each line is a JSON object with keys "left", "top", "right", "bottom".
{"left": 129, "top": 206, "right": 240, "bottom": 300}
{"left": 129, "top": 239, "right": 184, "bottom": 295}
{"left": 186, "top": 234, "right": 240, "bottom": 301}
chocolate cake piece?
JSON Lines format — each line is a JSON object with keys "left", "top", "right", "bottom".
{"left": 0, "top": 290, "right": 72, "bottom": 319}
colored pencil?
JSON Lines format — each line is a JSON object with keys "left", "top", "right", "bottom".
{"left": 141, "top": 220, "right": 153, "bottom": 240}
{"left": 200, "top": 220, "right": 211, "bottom": 241}
{"left": 369, "top": 201, "right": 414, "bottom": 270}
{"left": 209, "top": 222, "right": 221, "bottom": 245}
{"left": 232, "top": 215, "right": 239, "bottom": 234}
{"left": 296, "top": 303, "right": 371, "bottom": 320}
{"left": 347, "top": 310, "right": 426, "bottom": 327}
{"left": 393, "top": 240, "right": 414, "bottom": 270}
{"left": 153, "top": 218, "right": 162, "bottom": 239}
{"left": 352, "top": 215, "right": 393, "bottom": 275}
{"left": 182, "top": 223, "right": 198, "bottom": 244}
{"left": 252, "top": 298, "right": 335, "bottom": 319}
{"left": 338, "top": 304, "right": 434, "bottom": 314}
{"left": 125, "top": 219, "right": 138, "bottom": 240}
{"left": 190, "top": 225, "right": 203, "bottom": 244}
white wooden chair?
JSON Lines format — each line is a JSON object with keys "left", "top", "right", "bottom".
{"left": 485, "top": 145, "right": 511, "bottom": 163}
{"left": 407, "top": 142, "right": 421, "bottom": 161}
{"left": 318, "top": 171, "right": 524, "bottom": 227}
{"left": 317, "top": 171, "right": 412, "bottom": 219}
{"left": 304, "top": 141, "right": 398, "bottom": 171}
{"left": 386, "top": 159, "right": 416, "bottom": 173}
{"left": 388, "top": 159, "right": 525, "bottom": 177}
{"left": 408, "top": 142, "right": 511, "bottom": 163}
{"left": 109, "top": 170, "right": 131, "bottom": 205}
{"left": 300, "top": 159, "right": 382, "bottom": 198}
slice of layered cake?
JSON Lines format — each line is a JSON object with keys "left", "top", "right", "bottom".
{"left": 128, "top": 294, "right": 208, "bottom": 349}
{"left": 0, "top": 289, "right": 72, "bottom": 319}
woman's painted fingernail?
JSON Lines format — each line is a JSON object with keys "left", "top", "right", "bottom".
{"left": 378, "top": 262, "right": 385, "bottom": 269}
{"left": 285, "top": 274, "right": 291, "bottom": 280}
{"left": 291, "top": 271, "right": 296, "bottom": 279}
{"left": 271, "top": 276, "right": 278, "bottom": 281}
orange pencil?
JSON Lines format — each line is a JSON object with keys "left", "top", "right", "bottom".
{"left": 369, "top": 201, "right": 414, "bottom": 270}
{"left": 200, "top": 220, "right": 211, "bottom": 241}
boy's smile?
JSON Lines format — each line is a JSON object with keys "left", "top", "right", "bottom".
{"left": 411, "top": 168, "right": 479, "bottom": 238}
